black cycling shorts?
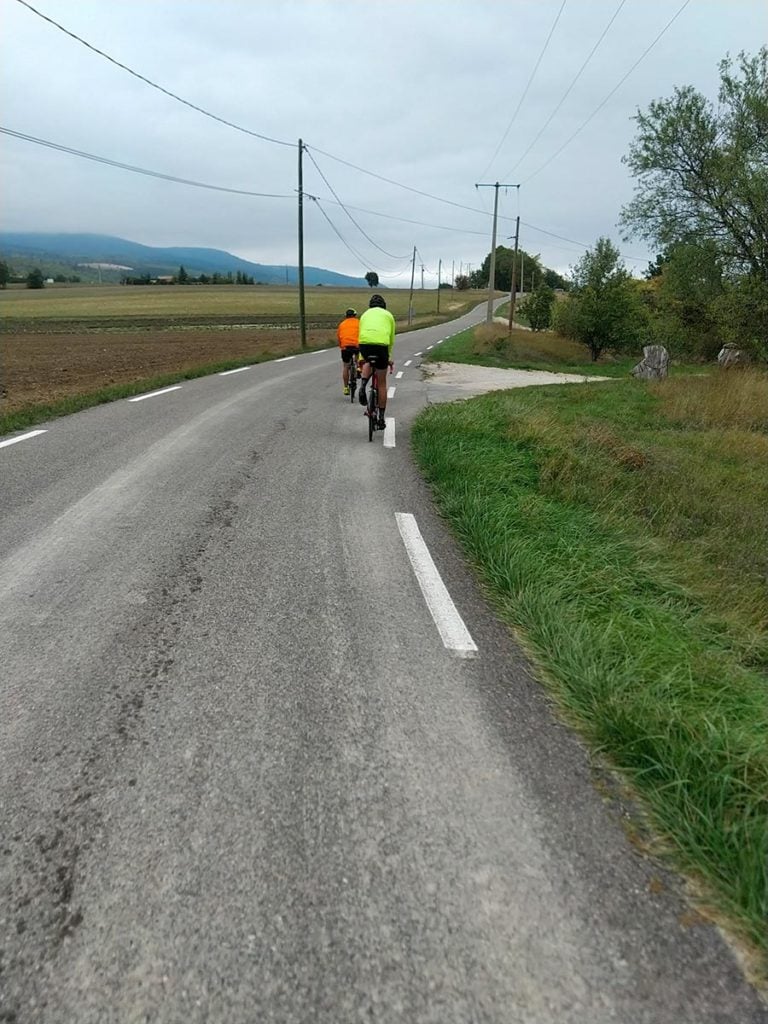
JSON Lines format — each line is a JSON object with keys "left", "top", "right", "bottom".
{"left": 359, "top": 344, "right": 390, "bottom": 370}
{"left": 340, "top": 346, "right": 359, "bottom": 364}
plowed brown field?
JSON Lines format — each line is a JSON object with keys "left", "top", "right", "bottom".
{"left": 3, "top": 326, "right": 331, "bottom": 412}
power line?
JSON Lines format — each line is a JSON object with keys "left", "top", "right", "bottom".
{"left": 521, "top": 0, "right": 692, "bottom": 185}
{"left": 521, "top": 220, "right": 647, "bottom": 262}
{"left": 308, "top": 196, "right": 391, "bottom": 274}
{"left": 15, "top": 0, "right": 294, "bottom": 148}
{"left": 479, "top": 0, "right": 568, "bottom": 180}
{"left": 315, "top": 198, "right": 489, "bottom": 237}
{"left": 503, "top": 0, "right": 629, "bottom": 178}
{"left": 1, "top": 126, "right": 294, "bottom": 199}
{"left": 304, "top": 149, "right": 410, "bottom": 260}
{"left": 18, "top": 0, "right": 520, "bottom": 226}
{"left": 306, "top": 143, "right": 506, "bottom": 221}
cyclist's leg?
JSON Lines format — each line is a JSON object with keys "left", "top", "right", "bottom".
{"left": 341, "top": 347, "right": 351, "bottom": 390}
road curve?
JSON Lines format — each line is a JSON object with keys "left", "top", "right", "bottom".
{"left": 1, "top": 304, "right": 765, "bottom": 1023}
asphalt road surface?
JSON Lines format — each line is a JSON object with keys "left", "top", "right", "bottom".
{"left": 1, "top": 304, "right": 765, "bottom": 1023}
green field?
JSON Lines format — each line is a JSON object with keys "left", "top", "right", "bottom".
{"left": 412, "top": 371, "right": 768, "bottom": 960}
{"left": 0, "top": 283, "right": 487, "bottom": 322}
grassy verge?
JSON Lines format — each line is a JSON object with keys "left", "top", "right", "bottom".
{"left": 429, "top": 322, "right": 639, "bottom": 376}
{"left": 0, "top": 345, "right": 326, "bottom": 436}
{"left": 412, "top": 371, "right": 768, "bottom": 956}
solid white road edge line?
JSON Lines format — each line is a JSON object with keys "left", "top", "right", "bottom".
{"left": 404, "top": 360, "right": 412, "bottom": 367}
{"left": 128, "top": 386, "right": 183, "bottom": 403}
{"left": 275, "top": 355, "right": 296, "bottom": 363}
{"left": 218, "top": 366, "right": 251, "bottom": 376}
{"left": 383, "top": 418, "right": 396, "bottom": 448}
{"left": 395, "top": 371, "right": 404, "bottom": 379}
{"left": 387, "top": 386, "right": 396, "bottom": 399}
{"left": 0, "top": 429, "right": 48, "bottom": 450}
{"left": 395, "top": 512, "right": 478, "bottom": 657}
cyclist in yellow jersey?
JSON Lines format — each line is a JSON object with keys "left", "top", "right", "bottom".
{"left": 358, "top": 294, "right": 395, "bottom": 429}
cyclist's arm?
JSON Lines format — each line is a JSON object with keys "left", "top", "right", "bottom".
{"left": 388, "top": 313, "right": 395, "bottom": 358}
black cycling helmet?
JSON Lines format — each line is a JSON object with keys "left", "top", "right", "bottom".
{"left": 345, "top": 308, "right": 356, "bottom": 317}
{"left": 369, "top": 294, "right": 386, "bottom": 309}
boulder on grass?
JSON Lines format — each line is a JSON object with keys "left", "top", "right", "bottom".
{"left": 631, "top": 345, "right": 669, "bottom": 380}
{"left": 717, "top": 344, "right": 748, "bottom": 368}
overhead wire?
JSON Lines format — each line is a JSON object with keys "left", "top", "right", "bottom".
{"left": 16, "top": 0, "right": 514, "bottom": 224}
{"left": 521, "top": 0, "right": 692, "bottom": 185}
{"left": 304, "top": 148, "right": 410, "bottom": 260}
{"left": 478, "top": 0, "right": 568, "bottom": 181}
{"left": 0, "top": 127, "right": 294, "bottom": 199}
{"left": 503, "top": 0, "right": 629, "bottom": 178}
{"left": 14, "top": 0, "right": 294, "bottom": 148}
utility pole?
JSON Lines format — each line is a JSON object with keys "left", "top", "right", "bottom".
{"left": 297, "top": 139, "right": 307, "bottom": 350}
{"left": 507, "top": 215, "right": 521, "bottom": 337}
{"left": 451, "top": 259, "right": 455, "bottom": 287}
{"left": 420, "top": 263, "right": 425, "bottom": 290}
{"left": 407, "top": 245, "right": 416, "bottom": 324}
{"left": 520, "top": 252, "right": 525, "bottom": 297}
{"left": 475, "top": 182, "right": 519, "bottom": 322}
{"left": 436, "top": 258, "right": 442, "bottom": 313}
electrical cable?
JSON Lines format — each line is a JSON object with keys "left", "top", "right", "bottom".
{"left": 1, "top": 126, "right": 294, "bottom": 198}
{"left": 503, "top": 0, "right": 628, "bottom": 178}
{"left": 304, "top": 149, "right": 410, "bottom": 260}
{"left": 15, "top": 0, "right": 294, "bottom": 148}
{"left": 521, "top": 0, "right": 692, "bottom": 184}
{"left": 307, "top": 195, "right": 381, "bottom": 273}
{"left": 478, "top": 0, "right": 568, "bottom": 180}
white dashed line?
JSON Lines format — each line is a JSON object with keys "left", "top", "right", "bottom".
{"left": 0, "top": 429, "right": 48, "bottom": 450}
{"left": 275, "top": 355, "right": 296, "bottom": 363}
{"left": 414, "top": 351, "right": 422, "bottom": 357}
{"left": 128, "top": 386, "right": 182, "bottom": 403}
{"left": 427, "top": 345, "right": 434, "bottom": 350}
{"left": 387, "top": 386, "right": 396, "bottom": 399}
{"left": 404, "top": 360, "right": 412, "bottom": 367}
{"left": 383, "top": 418, "right": 396, "bottom": 448}
{"left": 395, "top": 371, "right": 403, "bottom": 379}
{"left": 218, "top": 366, "right": 251, "bottom": 376}
{"left": 395, "top": 512, "right": 478, "bottom": 658}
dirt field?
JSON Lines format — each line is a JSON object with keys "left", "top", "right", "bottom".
{"left": 1, "top": 286, "right": 491, "bottom": 416}
{"left": 3, "top": 327, "right": 330, "bottom": 411}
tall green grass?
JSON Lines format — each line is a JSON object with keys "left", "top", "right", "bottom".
{"left": 412, "top": 376, "right": 768, "bottom": 953}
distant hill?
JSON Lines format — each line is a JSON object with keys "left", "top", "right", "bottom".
{"left": 0, "top": 232, "right": 367, "bottom": 287}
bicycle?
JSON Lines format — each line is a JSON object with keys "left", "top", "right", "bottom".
{"left": 363, "top": 360, "right": 393, "bottom": 442}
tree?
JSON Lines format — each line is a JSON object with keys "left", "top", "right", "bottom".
{"left": 621, "top": 48, "right": 767, "bottom": 280}
{"left": 365, "top": 271, "right": 379, "bottom": 288}
{"left": 26, "top": 267, "right": 45, "bottom": 289}
{"left": 0, "top": 260, "right": 10, "bottom": 288}
{"left": 178, "top": 265, "right": 189, "bottom": 284}
{"left": 563, "top": 238, "right": 647, "bottom": 361}
{"left": 621, "top": 48, "right": 768, "bottom": 361}
{"left": 521, "top": 284, "right": 555, "bottom": 331}
{"left": 454, "top": 274, "right": 470, "bottom": 291}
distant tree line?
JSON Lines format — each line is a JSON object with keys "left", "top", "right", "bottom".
{"left": 0, "top": 259, "right": 80, "bottom": 288}
{"left": 121, "top": 266, "right": 260, "bottom": 286}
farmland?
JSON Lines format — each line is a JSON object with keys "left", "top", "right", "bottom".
{"left": 1, "top": 285, "right": 487, "bottom": 424}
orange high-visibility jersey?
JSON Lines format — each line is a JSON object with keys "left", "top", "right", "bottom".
{"left": 337, "top": 317, "right": 360, "bottom": 348}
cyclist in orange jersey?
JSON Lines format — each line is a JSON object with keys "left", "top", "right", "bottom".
{"left": 337, "top": 308, "right": 360, "bottom": 396}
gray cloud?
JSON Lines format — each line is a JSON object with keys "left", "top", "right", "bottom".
{"left": 2, "top": 0, "right": 765, "bottom": 281}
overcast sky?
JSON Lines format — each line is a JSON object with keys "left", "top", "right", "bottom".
{"left": 2, "top": 0, "right": 765, "bottom": 283}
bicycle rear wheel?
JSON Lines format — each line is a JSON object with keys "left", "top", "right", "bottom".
{"left": 349, "top": 361, "right": 357, "bottom": 402}
{"left": 367, "top": 385, "right": 376, "bottom": 442}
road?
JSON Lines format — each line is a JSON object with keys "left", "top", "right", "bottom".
{"left": 1, "top": 304, "right": 765, "bottom": 1023}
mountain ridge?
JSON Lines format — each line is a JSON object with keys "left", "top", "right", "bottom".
{"left": 0, "top": 232, "right": 367, "bottom": 287}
